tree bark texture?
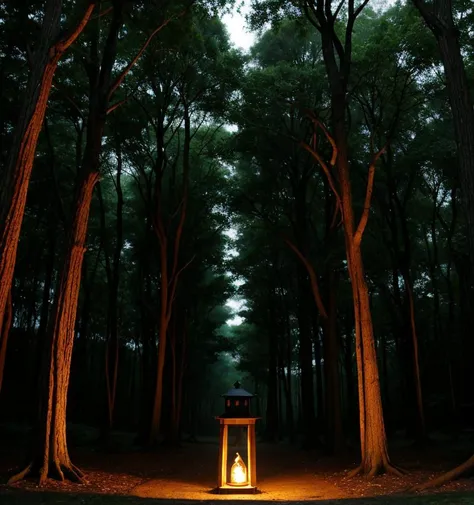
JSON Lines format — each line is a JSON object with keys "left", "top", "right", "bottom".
{"left": 8, "top": 172, "right": 99, "bottom": 485}
{"left": 302, "top": 0, "right": 397, "bottom": 475}
{"left": 0, "top": 0, "right": 95, "bottom": 343}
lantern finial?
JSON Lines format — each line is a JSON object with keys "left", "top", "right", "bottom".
{"left": 234, "top": 380, "right": 241, "bottom": 389}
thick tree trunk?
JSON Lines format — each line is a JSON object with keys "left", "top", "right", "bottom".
{"left": 333, "top": 110, "right": 396, "bottom": 476}
{"left": 0, "top": 1, "right": 95, "bottom": 339}
{"left": 348, "top": 244, "right": 394, "bottom": 476}
{"left": 9, "top": 172, "right": 99, "bottom": 485}
{"left": 301, "top": 0, "right": 394, "bottom": 473}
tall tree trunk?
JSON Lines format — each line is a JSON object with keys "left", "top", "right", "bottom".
{"left": 321, "top": 101, "right": 394, "bottom": 475}
{"left": 348, "top": 242, "right": 393, "bottom": 476}
{"left": 302, "top": 0, "right": 396, "bottom": 474}
{"left": 412, "top": 0, "right": 474, "bottom": 273}
{"left": 0, "top": 1, "right": 95, "bottom": 338}
{"left": 7, "top": 0, "right": 159, "bottom": 480}
{"left": 149, "top": 100, "right": 191, "bottom": 443}
{"left": 9, "top": 172, "right": 99, "bottom": 485}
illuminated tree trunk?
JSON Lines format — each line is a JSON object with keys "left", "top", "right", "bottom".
{"left": 0, "top": 1, "right": 95, "bottom": 340}
{"left": 149, "top": 101, "right": 190, "bottom": 444}
{"left": 335, "top": 117, "right": 397, "bottom": 476}
{"left": 301, "top": 0, "right": 398, "bottom": 475}
{"left": 7, "top": 0, "right": 148, "bottom": 481}
{"left": 8, "top": 172, "right": 99, "bottom": 485}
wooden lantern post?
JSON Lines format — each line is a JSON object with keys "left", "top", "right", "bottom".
{"left": 215, "top": 381, "right": 259, "bottom": 493}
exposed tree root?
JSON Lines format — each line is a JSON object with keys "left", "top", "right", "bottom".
{"left": 411, "top": 453, "right": 474, "bottom": 491}
{"left": 348, "top": 462, "right": 406, "bottom": 479}
{"left": 7, "top": 463, "right": 33, "bottom": 484}
{"left": 8, "top": 460, "right": 85, "bottom": 486}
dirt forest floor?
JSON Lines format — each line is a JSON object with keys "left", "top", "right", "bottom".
{"left": 1, "top": 430, "right": 474, "bottom": 504}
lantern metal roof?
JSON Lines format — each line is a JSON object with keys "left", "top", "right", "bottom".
{"left": 221, "top": 381, "right": 254, "bottom": 398}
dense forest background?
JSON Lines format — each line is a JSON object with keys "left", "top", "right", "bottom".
{"left": 0, "top": 0, "right": 474, "bottom": 486}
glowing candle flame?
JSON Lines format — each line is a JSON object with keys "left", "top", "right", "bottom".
{"left": 230, "top": 452, "right": 248, "bottom": 486}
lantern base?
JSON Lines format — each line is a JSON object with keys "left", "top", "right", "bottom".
{"left": 215, "top": 484, "right": 258, "bottom": 494}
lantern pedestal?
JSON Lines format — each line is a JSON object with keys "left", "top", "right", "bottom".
{"left": 216, "top": 417, "right": 258, "bottom": 494}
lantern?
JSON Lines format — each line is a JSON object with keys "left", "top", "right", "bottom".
{"left": 215, "top": 381, "right": 259, "bottom": 493}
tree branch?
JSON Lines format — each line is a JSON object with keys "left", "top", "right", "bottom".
{"left": 283, "top": 237, "right": 328, "bottom": 319}
{"left": 106, "top": 96, "right": 130, "bottom": 115}
{"left": 107, "top": 6, "right": 191, "bottom": 101}
{"left": 56, "top": 2, "right": 97, "bottom": 53}
{"left": 353, "top": 146, "right": 386, "bottom": 247}
{"left": 300, "top": 141, "right": 342, "bottom": 226}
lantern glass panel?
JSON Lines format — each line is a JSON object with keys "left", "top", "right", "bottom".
{"left": 226, "top": 426, "right": 248, "bottom": 485}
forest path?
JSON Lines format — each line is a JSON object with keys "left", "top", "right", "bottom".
{"left": 132, "top": 440, "right": 343, "bottom": 501}
{"left": 2, "top": 434, "right": 474, "bottom": 503}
